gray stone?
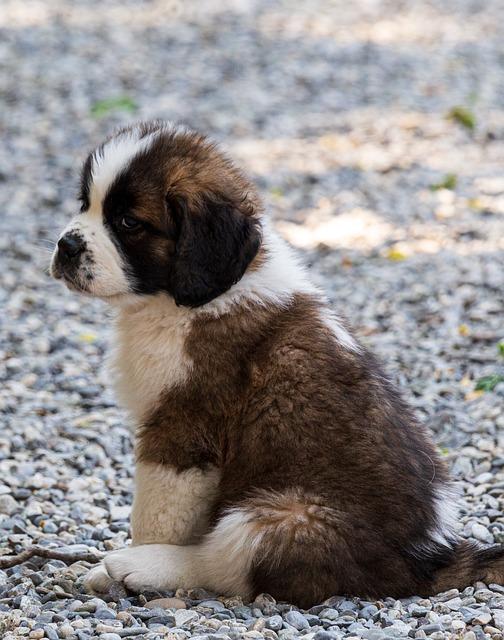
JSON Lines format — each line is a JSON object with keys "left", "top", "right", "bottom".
{"left": 472, "top": 610, "right": 492, "bottom": 625}
{"left": 418, "top": 623, "right": 442, "bottom": 634}
{"left": 471, "top": 523, "right": 494, "bottom": 544}
{"left": 284, "top": 611, "right": 309, "bottom": 630}
{"left": 360, "top": 605, "right": 379, "bottom": 619}
{"left": 200, "top": 600, "right": 227, "bottom": 612}
{"left": 42, "top": 627, "right": 59, "bottom": 640}
{"left": 0, "top": 494, "right": 19, "bottom": 515}
{"left": 42, "top": 521, "right": 58, "bottom": 533}
{"left": 320, "top": 609, "right": 340, "bottom": 622}
{"left": 175, "top": 609, "right": 200, "bottom": 627}
{"left": 362, "top": 630, "right": 386, "bottom": 640}
{"left": 95, "top": 607, "right": 117, "bottom": 620}
{"left": 145, "top": 597, "right": 187, "bottom": 610}
{"left": 493, "top": 609, "right": 504, "bottom": 630}
{"left": 234, "top": 606, "right": 253, "bottom": 620}
{"left": 148, "top": 614, "right": 175, "bottom": 626}
{"left": 444, "top": 597, "right": 462, "bottom": 610}
{"left": 266, "top": 616, "right": 283, "bottom": 631}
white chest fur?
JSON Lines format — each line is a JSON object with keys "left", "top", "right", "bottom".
{"left": 109, "top": 295, "right": 194, "bottom": 424}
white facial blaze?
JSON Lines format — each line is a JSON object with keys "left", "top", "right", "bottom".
{"left": 51, "top": 125, "right": 166, "bottom": 299}
{"left": 89, "top": 128, "right": 160, "bottom": 209}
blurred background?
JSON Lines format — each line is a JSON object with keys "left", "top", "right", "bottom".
{"left": 0, "top": 0, "right": 504, "bottom": 602}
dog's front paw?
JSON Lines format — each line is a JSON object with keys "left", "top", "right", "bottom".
{"left": 84, "top": 562, "right": 114, "bottom": 593}
{"left": 103, "top": 545, "right": 175, "bottom": 592}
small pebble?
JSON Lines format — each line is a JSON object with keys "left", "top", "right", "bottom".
{"left": 42, "top": 628, "right": 59, "bottom": 640}
{"left": 145, "top": 597, "right": 186, "bottom": 610}
{"left": 471, "top": 523, "right": 494, "bottom": 544}
{"left": 266, "top": 615, "right": 284, "bottom": 631}
{"left": 284, "top": 611, "right": 309, "bottom": 631}
{"left": 174, "top": 609, "right": 199, "bottom": 627}
{"left": 0, "top": 494, "right": 19, "bottom": 515}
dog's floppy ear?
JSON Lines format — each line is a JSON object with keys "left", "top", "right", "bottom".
{"left": 167, "top": 193, "right": 261, "bottom": 307}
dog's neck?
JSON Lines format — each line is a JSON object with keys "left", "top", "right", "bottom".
{"left": 108, "top": 226, "right": 317, "bottom": 424}
{"left": 113, "top": 224, "right": 317, "bottom": 320}
{"left": 204, "top": 223, "right": 317, "bottom": 315}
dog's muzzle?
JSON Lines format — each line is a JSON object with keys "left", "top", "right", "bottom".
{"left": 52, "top": 231, "right": 87, "bottom": 281}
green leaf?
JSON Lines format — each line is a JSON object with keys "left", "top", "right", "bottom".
{"left": 269, "top": 186, "right": 284, "bottom": 198}
{"left": 430, "top": 173, "right": 458, "bottom": 191}
{"left": 467, "top": 197, "right": 483, "bottom": 210}
{"left": 385, "top": 247, "right": 407, "bottom": 261}
{"left": 79, "top": 331, "right": 97, "bottom": 344}
{"left": 498, "top": 341, "right": 504, "bottom": 357}
{"left": 467, "top": 91, "right": 478, "bottom": 105}
{"left": 91, "top": 96, "right": 137, "bottom": 118}
{"left": 475, "top": 374, "right": 504, "bottom": 392}
{"left": 447, "top": 106, "right": 476, "bottom": 131}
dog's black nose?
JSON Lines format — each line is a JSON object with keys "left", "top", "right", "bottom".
{"left": 58, "top": 234, "right": 85, "bottom": 261}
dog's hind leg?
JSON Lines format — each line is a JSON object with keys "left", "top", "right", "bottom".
{"left": 100, "top": 489, "right": 348, "bottom": 606}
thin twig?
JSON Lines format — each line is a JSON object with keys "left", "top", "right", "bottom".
{"left": 0, "top": 545, "right": 104, "bottom": 569}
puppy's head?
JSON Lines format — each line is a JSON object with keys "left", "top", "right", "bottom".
{"left": 50, "top": 121, "right": 262, "bottom": 307}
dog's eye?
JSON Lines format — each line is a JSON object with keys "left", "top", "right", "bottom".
{"left": 120, "top": 216, "right": 141, "bottom": 231}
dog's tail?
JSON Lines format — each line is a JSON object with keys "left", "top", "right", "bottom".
{"left": 429, "top": 540, "right": 504, "bottom": 593}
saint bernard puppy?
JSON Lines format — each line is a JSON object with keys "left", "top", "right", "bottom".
{"left": 50, "top": 121, "right": 504, "bottom": 607}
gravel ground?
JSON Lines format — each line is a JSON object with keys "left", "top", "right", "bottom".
{"left": 1, "top": 0, "right": 504, "bottom": 638}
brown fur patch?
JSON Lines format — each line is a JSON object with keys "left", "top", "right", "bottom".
{"left": 136, "top": 292, "right": 456, "bottom": 604}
